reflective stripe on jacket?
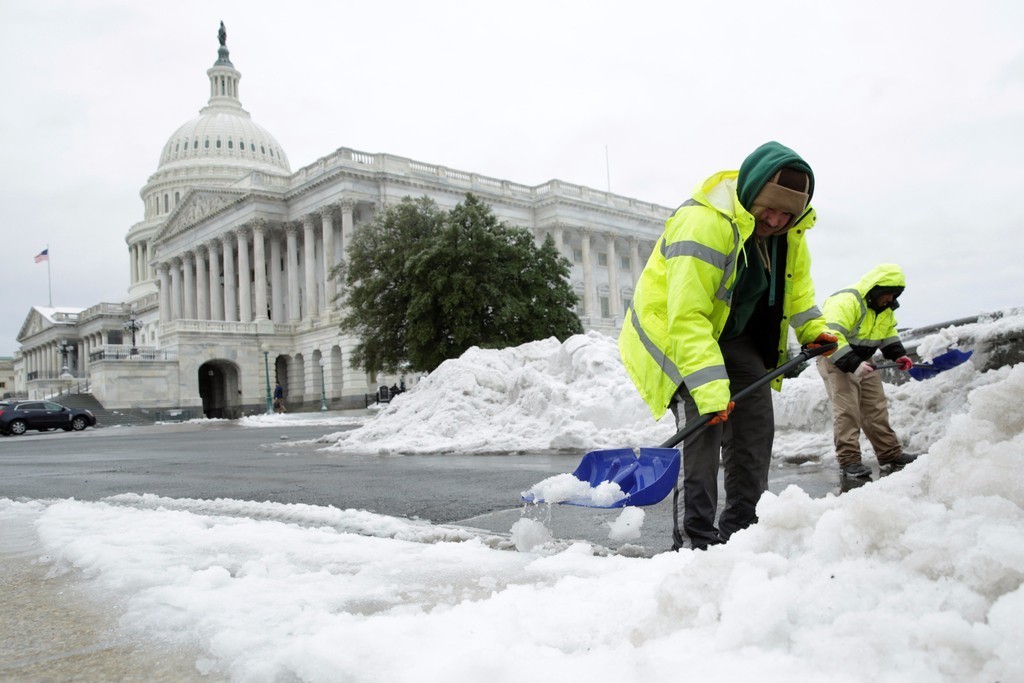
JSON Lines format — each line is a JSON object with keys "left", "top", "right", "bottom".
{"left": 824, "top": 263, "right": 906, "bottom": 371}
{"left": 618, "top": 170, "right": 825, "bottom": 419}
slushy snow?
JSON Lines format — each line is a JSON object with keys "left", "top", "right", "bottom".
{"left": 2, "top": 310, "right": 1023, "bottom": 682}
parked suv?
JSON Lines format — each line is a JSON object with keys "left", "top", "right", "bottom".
{"left": 0, "top": 400, "right": 97, "bottom": 436}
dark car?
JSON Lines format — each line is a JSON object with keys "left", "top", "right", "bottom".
{"left": 0, "top": 400, "right": 97, "bottom": 436}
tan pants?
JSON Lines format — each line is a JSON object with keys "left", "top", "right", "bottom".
{"left": 817, "top": 357, "right": 902, "bottom": 466}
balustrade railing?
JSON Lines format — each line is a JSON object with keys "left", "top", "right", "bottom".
{"left": 290, "top": 147, "right": 670, "bottom": 217}
{"left": 89, "top": 346, "right": 172, "bottom": 361}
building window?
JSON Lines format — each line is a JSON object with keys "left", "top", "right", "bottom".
{"left": 573, "top": 248, "right": 583, "bottom": 263}
{"left": 621, "top": 256, "right": 631, "bottom": 270}
{"left": 598, "top": 252, "right": 608, "bottom": 267}
{"left": 216, "top": 138, "right": 222, "bottom": 149}
{"left": 194, "top": 139, "right": 199, "bottom": 149}
{"left": 164, "top": 194, "right": 168, "bottom": 212}
{"left": 174, "top": 191, "right": 180, "bottom": 205}
{"left": 622, "top": 298, "right": 631, "bottom": 313}
{"left": 600, "top": 297, "right": 610, "bottom": 317}
{"left": 228, "top": 138, "right": 233, "bottom": 149}
{"left": 205, "top": 139, "right": 210, "bottom": 149}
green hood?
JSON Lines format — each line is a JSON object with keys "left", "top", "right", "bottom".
{"left": 736, "top": 141, "right": 815, "bottom": 212}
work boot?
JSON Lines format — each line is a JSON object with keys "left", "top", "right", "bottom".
{"left": 840, "top": 462, "right": 872, "bottom": 479}
{"left": 879, "top": 453, "right": 918, "bottom": 471}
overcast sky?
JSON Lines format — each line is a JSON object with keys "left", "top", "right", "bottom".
{"left": 2, "top": 0, "right": 1022, "bottom": 356}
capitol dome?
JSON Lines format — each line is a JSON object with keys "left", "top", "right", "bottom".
{"left": 153, "top": 28, "right": 290, "bottom": 176}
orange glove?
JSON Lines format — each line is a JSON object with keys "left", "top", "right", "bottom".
{"left": 708, "top": 401, "right": 736, "bottom": 426}
{"left": 809, "top": 332, "right": 839, "bottom": 356}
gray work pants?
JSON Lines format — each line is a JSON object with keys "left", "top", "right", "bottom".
{"left": 670, "top": 334, "right": 774, "bottom": 549}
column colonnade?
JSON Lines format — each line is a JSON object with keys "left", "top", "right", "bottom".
{"left": 539, "top": 223, "right": 654, "bottom": 321}
{"left": 153, "top": 201, "right": 356, "bottom": 326}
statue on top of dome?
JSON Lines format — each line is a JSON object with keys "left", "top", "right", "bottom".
{"left": 218, "top": 21, "right": 227, "bottom": 47}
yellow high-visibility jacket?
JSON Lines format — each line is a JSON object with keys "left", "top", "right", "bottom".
{"left": 618, "top": 170, "right": 826, "bottom": 419}
{"left": 823, "top": 263, "right": 907, "bottom": 372}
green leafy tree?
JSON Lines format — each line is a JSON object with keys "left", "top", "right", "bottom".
{"left": 404, "top": 194, "right": 582, "bottom": 370}
{"left": 337, "top": 196, "right": 445, "bottom": 374}
{"left": 339, "top": 193, "right": 582, "bottom": 374}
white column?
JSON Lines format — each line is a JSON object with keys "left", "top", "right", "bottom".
{"left": 629, "top": 237, "right": 642, "bottom": 289}
{"left": 237, "top": 227, "right": 252, "bottom": 323}
{"left": 170, "top": 259, "right": 183, "bottom": 321}
{"left": 158, "top": 264, "right": 170, "bottom": 324}
{"left": 553, "top": 224, "right": 566, "bottom": 258}
{"left": 196, "top": 248, "right": 210, "bottom": 320}
{"left": 222, "top": 234, "right": 237, "bottom": 323}
{"left": 130, "top": 245, "right": 138, "bottom": 284}
{"left": 606, "top": 233, "right": 621, "bottom": 317}
{"left": 182, "top": 252, "right": 196, "bottom": 319}
{"left": 286, "top": 224, "right": 301, "bottom": 322}
{"left": 270, "top": 229, "right": 284, "bottom": 322}
{"left": 253, "top": 220, "right": 268, "bottom": 322}
{"left": 580, "top": 229, "right": 595, "bottom": 317}
{"left": 209, "top": 242, "right": 224, "bottom": 321}
{"left": 340, "top": 200, "right": 354, "bottom": 266}
{"left": 321, "top": 206, "right": 336, "bottom": 308}
{"left": 303, "top": 215, "right": 318, "bottom": 322}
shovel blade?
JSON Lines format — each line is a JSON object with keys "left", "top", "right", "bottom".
{"left": 930, "top": 348, "right": 973, "bottom": 370}
{"left": 909, "top": 348, "right": 973, "bottom": 381}
{"left": 563, "top": 446, "right": 680, "bottom": 508}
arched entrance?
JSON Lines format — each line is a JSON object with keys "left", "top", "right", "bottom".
{"left": 198, "top": 360, "right": 241, "bottom": 419}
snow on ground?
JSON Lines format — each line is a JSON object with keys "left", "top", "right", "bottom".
{"left": 2, "top": 311, "right": 1023, "bottom": 681}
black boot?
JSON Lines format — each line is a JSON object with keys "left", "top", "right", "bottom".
{"left": 880, "top": 453, "right": 918, "bottom": 471}
{"left": 841, "top": 462, "right": 872, "bottom": 479}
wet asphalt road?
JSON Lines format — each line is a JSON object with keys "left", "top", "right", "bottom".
{"left": 0, "top": 414, "right": 850, "bottom": 554}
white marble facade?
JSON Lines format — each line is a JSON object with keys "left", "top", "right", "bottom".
{"left": 14, "top": 30, "right": 671, "bottom": 415}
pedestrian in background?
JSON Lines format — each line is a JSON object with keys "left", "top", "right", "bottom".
{"left": 273, "top": 382, "right": 286, "bottom": 413}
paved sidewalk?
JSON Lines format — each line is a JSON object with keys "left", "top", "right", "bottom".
{"left": 0, "top": 514, "right": 223, "bottom": 682}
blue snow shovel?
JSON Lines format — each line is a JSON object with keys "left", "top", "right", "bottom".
{"left": 874, "top": 348, "right": 974, "bottom": 380}
{"left": 908, "top": 348, "right": 974, "bottom": 380}
{"left": 522, "top": 342, "right": 838, "bottom": 523}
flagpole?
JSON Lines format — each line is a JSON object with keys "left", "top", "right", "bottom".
{"left": 47, "top": 244, "right": 52, "bottom": 307}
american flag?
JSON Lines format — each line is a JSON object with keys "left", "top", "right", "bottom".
{"left": 34, "top": 248, "right": 48, "bottom": 263}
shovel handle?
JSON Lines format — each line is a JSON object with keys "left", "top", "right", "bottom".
{"left": 658, "top": 341, "right": 836, "bottom": 449}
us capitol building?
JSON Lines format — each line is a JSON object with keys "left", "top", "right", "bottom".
{"left": 13, "top": 27, "right": 671, "bottom": 417}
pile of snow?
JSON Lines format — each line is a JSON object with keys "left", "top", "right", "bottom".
{"left": 522, "top": 472, "right": 627, "bottom": 507}
{"left": 320, "top": 310, "right": 1024, "bottom": 467}
{"left": 319, "top": 331, "right": 673, "bottom": 454}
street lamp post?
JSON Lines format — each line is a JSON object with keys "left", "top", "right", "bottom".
{"left": 261, "top": 343, "right": 273, "bottom": 415}
{"left": 123, "top": 307, "right": 143, "bottom": 356}
{"left": 58, "top": 338, "right": 75, "bottom": 395}
{"left": 319, "top": 357, "right": 327, "bottom": 412}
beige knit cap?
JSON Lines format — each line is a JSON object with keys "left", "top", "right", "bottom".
{"left": 750, "top": 168, "right": 811, "bottom": 226}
